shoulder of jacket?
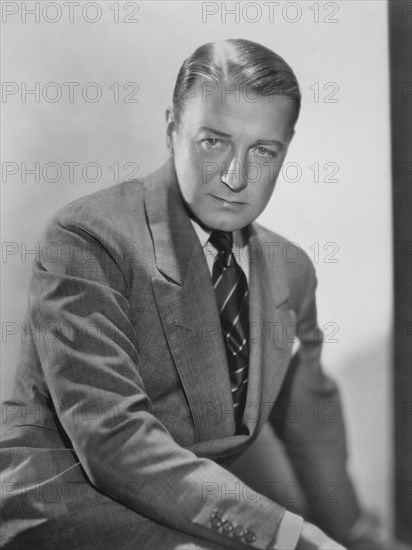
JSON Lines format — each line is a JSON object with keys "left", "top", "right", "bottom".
{"left": 252, "top": 221, "right": 314, "bottom": 272}
{"left": 43, "top": 179, "right": 145, "bottom": 235}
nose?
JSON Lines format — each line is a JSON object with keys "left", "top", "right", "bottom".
{"left": 220, "top": 153, "right": 248, "bottom": 192}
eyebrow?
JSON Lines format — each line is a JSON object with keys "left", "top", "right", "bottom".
{"left": 199, "top": 126, "right": 284, "bottom": 151}
{"left": 200, "top": 126, "right": 232, "bottom": 137}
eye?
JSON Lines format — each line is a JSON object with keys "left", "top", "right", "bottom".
{"left": 201, "top": 138, "right": 228, "bottom": 151}
{"left": 202, "top": 138, "right": 218, "bottom": 148}
{"left": 256, "top": 146, "right": 277, "bottom": 158}
{"left": 204, "top": 138, "right": 218, "bottom": 146}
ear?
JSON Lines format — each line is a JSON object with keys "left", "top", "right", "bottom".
{"left": 165, "top": 107, "right": 175, "bottom": 153}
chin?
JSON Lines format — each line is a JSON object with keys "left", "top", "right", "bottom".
{"left": 202, "top": 215, "right": 250, "bottom": 233}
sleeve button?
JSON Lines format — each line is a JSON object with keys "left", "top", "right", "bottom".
{"left": 245, "top": 531, "right": 257, "bottom": 543}
{"left": 233, "top": 526, "right": 245, "bottom": 538}
{"left": 211, "top": 516, "right": 223, "bottom": 529}
{"left": 222, "top": 521, "right": 233, "bottom": 533}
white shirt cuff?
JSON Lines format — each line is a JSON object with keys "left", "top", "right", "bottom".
{"left": 270, "top": 511, "right": 304, "bottom": 549}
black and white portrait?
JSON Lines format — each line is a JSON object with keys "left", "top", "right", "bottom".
{"left": 1, "top": 2, "right": 411, "bottom": 549}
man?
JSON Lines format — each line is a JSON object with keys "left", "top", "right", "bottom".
{"left": 0, "top": 39, "right": 403, "bottom": 550}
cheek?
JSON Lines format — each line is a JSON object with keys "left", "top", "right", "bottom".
{"left": 174, "top": 147, "right": 207, "bottom": 202}
{"left": 251, "top": 167, "right": 279, "bottom": 204}
{"left": 252, "top": 192, "right": 272, "bottom": 217}
{"left": 175, "top": 141, "right": 203, "bottom": 176}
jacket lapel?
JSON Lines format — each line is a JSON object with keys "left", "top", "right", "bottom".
{"left": 144, "top": 159, "right": 236, "bottom": 442}
{"left": 245, "top": 224, "right": 295, "bottom": 435}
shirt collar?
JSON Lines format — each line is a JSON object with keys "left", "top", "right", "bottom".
{"left": 189, "top": 218, "right": 248, "bottom": 251}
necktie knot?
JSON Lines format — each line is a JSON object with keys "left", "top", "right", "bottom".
{"left": 209, "top": 230, "right": 234, "bottom": 268}
{"left": 209, "top": 230, "right": 233, "bottom": 252}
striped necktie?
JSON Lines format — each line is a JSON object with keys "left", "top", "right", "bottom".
{"left": 209, "top": 230, "right": 249, "bottom": 434}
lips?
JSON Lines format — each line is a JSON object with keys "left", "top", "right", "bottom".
{"left": 211, "top": 195, "right": 246, "bottom": 205}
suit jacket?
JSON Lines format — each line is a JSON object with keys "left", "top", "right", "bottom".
{"left": 0, "top": 157, "right": 360, "bottom": 549}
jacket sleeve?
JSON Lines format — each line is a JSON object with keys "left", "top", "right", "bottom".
{"left": 29, "top": 202, "right": 286, "bottom": 550}
{"left": 270, "top": 252, "right": 362, "bottom": 541}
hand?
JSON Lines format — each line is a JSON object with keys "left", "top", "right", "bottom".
{"left": 296, "top": 521, "right": 347, "bottom": 550}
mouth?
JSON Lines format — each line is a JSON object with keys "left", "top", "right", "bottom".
{"left": 210, "top": 195, "right": 247, "bottom": 209}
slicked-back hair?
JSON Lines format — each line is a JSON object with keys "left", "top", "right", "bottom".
{"left": 172, "top": 39, "right": 301, "bottom": 128}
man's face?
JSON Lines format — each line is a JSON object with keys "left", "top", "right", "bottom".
{"left": 167, "top": 80, "right": 296, "bottom": 232}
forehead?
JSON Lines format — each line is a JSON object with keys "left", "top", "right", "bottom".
{"left": 179, "top": 80, "right": 296, "bottom": 140}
